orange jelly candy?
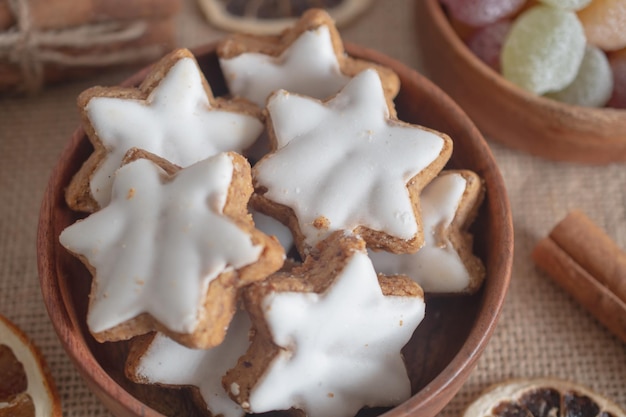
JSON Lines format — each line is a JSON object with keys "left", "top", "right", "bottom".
{"left": 578, "top": 0, "right": 626, "bottom": 51}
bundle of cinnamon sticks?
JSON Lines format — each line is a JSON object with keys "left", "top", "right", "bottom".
{"left": 533, "top": 210, "right": 626, "bottom": 344}
{"left": 0, "top": 0, "right": 182, "bottom": 94}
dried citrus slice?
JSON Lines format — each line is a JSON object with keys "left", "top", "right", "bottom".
{"left": 0, "top": 314, "right": 61, "bottom": 417}
{"left": 463, "top": 378, "right": 626, "bottom": 417}
{"left": 197, "top": 0, "right": 374, "bottom": 35}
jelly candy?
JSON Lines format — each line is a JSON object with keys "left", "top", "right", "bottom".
{"left": 607, "top": 49, "right": 626, "bottom": 108}
{"left": 501, "top": 5, "right": 586, "bottom": 94}
{"left": 466, "top": 20, "right": 512, "bottom": 72}
{"left": 440, "top": 0, "right": 525, "bottom": 27}
{"left": 578, "top": 0, "right": 626, "bottom": 51}
{"left": 545, "top": 45, "right": 613, "bottom": 107}
{"left": 538, "top": 0, "right": 592, "bottom": 10}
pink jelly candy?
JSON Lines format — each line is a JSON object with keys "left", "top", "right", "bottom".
{"left": 440, "top": 0, "right": 526, "bottom": 27}
{"left": 607, "top": 50, "right": 626, "bottom": 108}
{"left": 466, "top": 20, "right": 512, "bottom": 72}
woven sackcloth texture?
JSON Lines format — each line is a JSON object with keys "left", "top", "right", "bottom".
{"left": 1, "top": 0, "right": 625, "bottom": 416}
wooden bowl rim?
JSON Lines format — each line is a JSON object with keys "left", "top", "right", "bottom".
{"left": 38, "top": 41, "right": 513, "bottom": 417}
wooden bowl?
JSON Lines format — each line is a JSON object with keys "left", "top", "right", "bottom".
{"left": 416, "top": 0, "right": 626, "bottom": 164}
{"left": 37, "top": 42, "right": 513, "bottom": 417}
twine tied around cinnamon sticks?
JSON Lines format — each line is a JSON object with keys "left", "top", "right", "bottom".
{"left": 0, "top": 0, "right": 166, "bottom": 93}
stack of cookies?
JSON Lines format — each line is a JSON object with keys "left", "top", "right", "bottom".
{"left": 59, "top": 9, "right": 486, "bottom": 417}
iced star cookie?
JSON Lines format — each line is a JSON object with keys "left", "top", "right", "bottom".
{"left": 217, "top": 8, "right": 400, "bottom": 112}
{"left": 252, "top": 68, "right": 453, "bottom": 257}
{"left": 126, "top": 309, "right": 252, "bottom": 417}
{"left": 223, "top": 232, "right": 425, "bottom": 417}
{"left": 66, "top": 47, "right": 264, "bottom": 213}
{"left": 59, "top": 150, "right": 284, "bottom": 349}
{"left": 369, "top": 170, "right": 486, "bottom": 294}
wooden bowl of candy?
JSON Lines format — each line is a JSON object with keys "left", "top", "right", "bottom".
{"left": 38, "top": 26, "right": 513, "bottom": 417}
{"left": 416, "top": 0, "right": 626, "bottom": 164}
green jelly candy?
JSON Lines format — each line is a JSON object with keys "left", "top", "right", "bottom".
{"left": 546, "top": 44, "right": 613, "bottom": 107}
{"left": 501, "top": 5, "right": 586, "bottom": 95}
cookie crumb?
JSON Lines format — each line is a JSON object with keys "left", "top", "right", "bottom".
{"left": 127, "top": 187, "right": 136, "bottom": 199}
{"left": 230, "top": 382, "right": 240, "bottom": 395}
{"left": 313, "top": 216, "right": 330, "bottom": 230}
{"left": 434, "top": 221, "right": 447, "bottom": 248}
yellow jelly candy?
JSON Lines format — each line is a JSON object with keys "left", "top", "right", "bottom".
{"left": 546, "top": 44, "right": 613, "bottom": 107}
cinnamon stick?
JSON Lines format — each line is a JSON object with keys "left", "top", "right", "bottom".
{"left": 0, "top": 17, "right": 177, "bottom": 92}
{"left": 532, "top": 210, "right": 626, "bottom": 344}
{"left": 0, "top": 0, "right": 182, "bottom": 31}
{"left": 0, "top": 1, "right": 11, "bottom": 29}
{"left": 550, "top": 210, "right": 626, "bottom": 304}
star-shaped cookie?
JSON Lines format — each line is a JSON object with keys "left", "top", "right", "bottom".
{"left": 369, "top": 170, "right": 486, "bottom": 294}
{"left": 126, "top": 309, "right": 252, "bottom": 417}
{"left": 223, "top": 232, "right": 425, "bottom": 417}
{"left": 217, "top": 8, "right": 400, "bottom": 111}
{"left": 60, "top": 151, "right": 284, "bottom": 349}
{"left": 66, "top": 48, "right": 264, "bottom": 212}
{"left": 252, "top": 68, "right": 452, "bottom": 256}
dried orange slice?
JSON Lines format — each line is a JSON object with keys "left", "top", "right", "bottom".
{"left": 463, "top": 378, "right": 625, "bottom": 417}
{"left": 197, "top": 0, "right": 374, "bottom": 35}
{"left": 0, "top": 314, "right": 61, "bottom": 417}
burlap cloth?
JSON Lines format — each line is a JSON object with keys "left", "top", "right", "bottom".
{"left": 1, "top": 0, "right": 625, "bottom": 415}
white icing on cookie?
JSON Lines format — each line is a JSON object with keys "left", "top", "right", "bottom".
{"left": 251, "top": 210, "right": 294, "bottom": 252}
{"left": 59, "top": 153, "right": 262, "bottom": 335}
{"left": 133, "top": 310, "right": 251, "bottom": 417}
{"left": 246, "top": 244, "right": 425, "bottom": 417}
{"left": 87, "top": 56, "right": 263, "bottom": 207}
{"left": 254, "top": 69, "right": 448, "bottom": 250}
{"left": 368, "top": 173, "right": 471, "bottom": 293}
{"left": 219, "top": 25, "right": 350, "bottom": 107}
